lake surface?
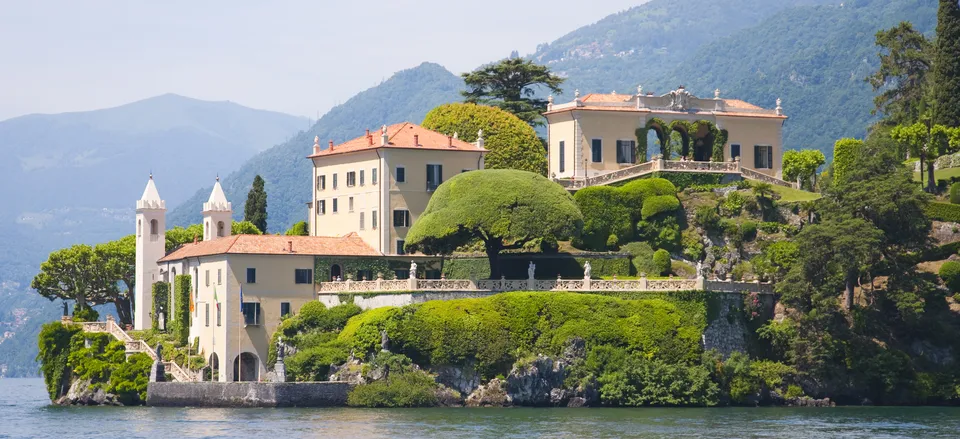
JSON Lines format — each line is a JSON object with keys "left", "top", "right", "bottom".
{"left": 2, "top": 378, "right": 960, "bottom": 438}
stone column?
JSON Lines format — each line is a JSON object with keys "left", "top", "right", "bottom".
{"left": 696, "top": 275, "right": 705, "bottom": 290}
{"left": 639, "top": 274, "right": 648, "bottom": 291}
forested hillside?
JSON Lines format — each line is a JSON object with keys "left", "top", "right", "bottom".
{"left": 167, "top": 62, "right": 463, "bottom": 230}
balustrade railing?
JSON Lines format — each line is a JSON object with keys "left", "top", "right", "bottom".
{"left": 740, "top": 167, "right": 798, "bottom": 188}
{"left": 77, "top": 319, "right": 196, "bottom": 382}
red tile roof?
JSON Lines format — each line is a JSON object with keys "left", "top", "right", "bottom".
{"left": 158, "top": 233, "right": 379, "bottom": 262}
{"left": 307, "top": 122, "right": 487, "bottom": 158}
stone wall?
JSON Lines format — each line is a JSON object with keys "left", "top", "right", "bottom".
{"left": 146, "top": 382, "right": 353, "bottom": 407}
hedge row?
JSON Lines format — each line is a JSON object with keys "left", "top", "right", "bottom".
{"left": 926, "top": 202, "right": 960, "bottom": 223}
{"left": 574, "top": 178, "right": 680, "bottom": 250}
{"left": 443, "top": 254, "right": 632, "bottom": 279}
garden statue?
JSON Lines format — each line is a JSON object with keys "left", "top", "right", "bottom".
{"left": 583, "top": 261, "right": 592, "bottom": 279}
{"left": 155, "top": 343, "right": 163, "bottom": 360}
{"left": 696, "top": 261, "right": 704, "bottom": 278}
{"left": 62, "top": 301, "right": 68, "bottom": 317}
{"left": 528, "top": 261, "right": 536, "bottom": 280}
{"left": 409, "top": 261, "right": 417, "bottom": 278}
{"left": 277, "top": 336, "right": 286, "bottom": 361}
{"left": 380, "top": 330, "right": 391, "bottom": 352}
{"left": 157, "top": 307, "right": 166, "bottom": 331}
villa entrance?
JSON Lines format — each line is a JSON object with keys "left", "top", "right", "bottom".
{"left": 232, "top": 352, "right": 259, "bottom": 382}
{"left": 330, "top": 264, "right": 342, "bottom": 281}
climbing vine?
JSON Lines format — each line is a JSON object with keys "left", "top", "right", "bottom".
{"left": 170, "top": 275, "right": 191, "bottom": 346}
{"left": 713, "top": 128, "right": 729, "bottom": 162}
{"left": 315, "top": 257, "right": 393, "bottom": 282}
{"left": 645, "top": 118, "right": 670, "bottom": 157}
{"left": 150, "top": 282, "right": 171, "bottom": 331}
{"left": 635, "top": 127, "right": 649, "bottom": 162}
{"left": 37, "top": 321, "right": 81, "bottom": 400}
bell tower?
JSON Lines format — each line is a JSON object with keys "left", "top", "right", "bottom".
{"left": 203, "top": 177, "right": 233, "bottom": 241}
{"left": 134, "top": 175, "right": 166, "bottom": 330}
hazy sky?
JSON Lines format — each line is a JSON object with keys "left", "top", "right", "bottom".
{"left": 0, "top": 1, "right": 643, "bottom": 121}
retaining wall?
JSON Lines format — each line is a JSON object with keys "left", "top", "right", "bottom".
{"left": 146, "top": 382, "right": 353, "bottom": 407}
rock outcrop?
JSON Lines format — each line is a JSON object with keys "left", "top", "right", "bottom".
{"left": 465, "top": 378, "right": 512, "bottom": 407}
{"left": 54, "top": 378, "right": 123, "bottom": 406}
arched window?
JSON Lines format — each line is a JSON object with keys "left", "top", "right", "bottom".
{"left": 150, "top": 219, "right": 159, "bottom": 236}
{"left": 217, "top": 221, "right": 225, "bottom": 237}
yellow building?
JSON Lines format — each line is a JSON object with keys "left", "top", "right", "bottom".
{"left": 544, "top": 86, "right": 787, "bottom": 181}
{"left": 307, "top": 122, "right": 487, "bottom": 257}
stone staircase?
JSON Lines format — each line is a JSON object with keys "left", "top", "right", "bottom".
{"left": 75, "top": 317, "right": 197, "bottom": 382}
{"left": 554, "top": 159, "right": 798, "bottom": 190}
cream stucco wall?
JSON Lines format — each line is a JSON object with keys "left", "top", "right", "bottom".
{"left": 547, "top": 112, "right": 576, "bottom": 179}
{"left": 716, "top": 115, "right": 784, "bottom": 178}
{"left": 312, "top": 148, "right": 485, "bottom": 256}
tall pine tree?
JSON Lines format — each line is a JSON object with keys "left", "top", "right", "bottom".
{"left": 244, "top": 175, "right": 268, "bottom": 233}
{"left": 933, "top": 0, "right": 960, "bottom": 127}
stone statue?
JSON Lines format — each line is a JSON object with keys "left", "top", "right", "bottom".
{"left": 697, "top": 261, "right": 704, "bottom": 278}
{"left": 155, "top": 343, "right": 164, "bottom": 360}
{"left": 157, "top": 307, "right": 166, "bottom": 331}
{"left": 528, "top": 261, "right": 536, "bottom": 280}
{"left": 714, "top": 88, "right": 721, "bottom": 99}
{"left": 409, "top": 261, "right": 417, "bottom": 279}
{"left": 665, "top": 86, "right": 694, "bottom": 111}
{"left": 62, "top": 301, "right": 68, "bottom": 317}
{"left": 583, "top": 261, "right": 592, "bottom": 279}
{"left": 277, "top": 336, "right": 286, "bottom": 361}
{"left": 380, "top": 330, "right": 390, "bottom": 352}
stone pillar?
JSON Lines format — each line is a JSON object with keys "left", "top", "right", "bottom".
{"left": 149, "top": 360, "right": 166, "bottom": 383}
{"left": 583, "top": 277, "right": 591, "bottom": 291}
{"left": 408, "top": 276, "right": 417, "bottom": 291}
{"left": 696, "top": 275, "right": 705, "bottom": 290}
{"left": 527, "top": 278, "right": 536, "bottom": 291}
{"left": 376, "top": 272, "right": 383, "bottom": 290}
{"left": 639, "top": 274, "right": 648, "bottom": 291}
{"left": 274, "top": 360, "right": 286, "bottom": 383}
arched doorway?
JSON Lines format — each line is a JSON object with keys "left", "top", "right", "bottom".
{"left": 330, "top": 264, "right": 342, "bottom": 281}
{"left": 233, "top": 352, "right": 259, "bottom": 382}
{"left": 208, "top": 353, "right": 220, "bottom": 382}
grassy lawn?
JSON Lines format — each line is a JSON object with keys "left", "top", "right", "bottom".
{"left": 771, "top": 185, "right": 821, "bottom": 202}
{"left": 913, "top": 166, "right": 960, "bottom": 182}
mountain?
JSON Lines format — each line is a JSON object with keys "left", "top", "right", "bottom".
{"left": 535, "top": 0, "right": 937, "bottom": 161}
{"left": 167, "top": 62, "right": 463, "bottom": 231}
{"left": 0, "top": 95, "right": 307, "bottom": 377}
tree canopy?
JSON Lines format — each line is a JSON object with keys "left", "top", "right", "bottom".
{"left": 866, "top": 21, "right": 933, "bottom": 125}
{"left": 932, "top": 0, "right": 960, "bottom": 127}
{"left": 421, "top": 103, "right": 547, "bottom": 176}
{"left": 244, "top": 175, "right": 268, "bottom": 233}
{"left": 461, "top": 57, "right": 564, "bottom": 128}
{"left": 31, "top": 244, "right": 121, "bottom": 321}
{"left": 404, "top": 169, "right": 583, "bottom": 278}
{"left": 285, "top": 221, "right": 309, "bottom": 236}
{"left": 782, "top": 149, "right": 826, "bottom": 189}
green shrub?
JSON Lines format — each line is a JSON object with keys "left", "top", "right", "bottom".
{"left": 150, "top": 282, "right": 170, "bottom": 331}
{"left": 285, "top": 221, "right": 309, "bottom": 236}
{"left": 170, "top": 275, "right": 191, "bottom": 346}
{"left": 939, "top": 261, "right": 960, "bottom": 292}
{"left": 681, "top": 229, "right": 704, "bottom": 261}
{"left": 597, "top": 354, "right": 718, "bottom": 406}
{"left": 641, "top": 195, "right": 681, "bottom": 220}
{"left": 37, "top": 322, "right": 81, "bottom": 400}
{"left": 574, "top": 186, "right": 633, "bottom": 250}
{"left": 648, "top": 172, "right": 724, "bottom": 190}
{"left": 72, "top": 305, "right": 99, "bottom": 322}
{"left": 785, "top": 385, "right": 805, "bottom": 399}
{"left": 653, "top": 249, "right": 671, "bottom": 276}
{"left": 951, "top": 183, "right": 960, "bottom": 205}
{"left": 832, "top": 138, "right": 863, "bottom": 184}
{"left": 285, "top": 340, "right": 351, "bottom": 381}
{"left": 731, "top": 262, "right": 751, "bottom": 281}
{"left": 927, "top": 201, "right": 960, "bottom": 222}
{"left": 636, "top": 216, "right": 681, "bottom": 251}
{"left": 758, "top": 222, "right": 782, "bottom": 234}
{"left": 107, "top": 353, "right": 152, "bottom": 404}
{"left": 740, "top": 221, "right": 758, "bottom": 242}
{"left": 347, "top": 371, "right": 440, "bottom": 407}
{"left": 694, "top": 206, "right": 721, "bottom": 232}
{"left": 621, "top": 242, "right": 657, "bottom": 276}
{"left": 620, "top": 178, "right": 677, "bottom": 210}
{"left": 719, "top": 191, "right": 747, "bottom": 217}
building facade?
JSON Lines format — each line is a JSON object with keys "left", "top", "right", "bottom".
{"left": 545, "top": 86, "right": 787, "bottom": 180}
{"left": 307, "top": 123, "right": 487, "bottom": 255}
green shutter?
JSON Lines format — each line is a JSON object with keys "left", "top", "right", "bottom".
{"left": 754, "top": 145, "right": 762, "bottom": 168}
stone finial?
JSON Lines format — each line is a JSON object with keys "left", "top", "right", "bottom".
{"left": 216, "top": 174, "right": 219, "bottom": 182}
{"left": 714, "top": 88, "right": 721, "bottom": 99}
{"left": 574, "top": 89, "right": 580, "bottom": 99}
{"left": 612, "top": 90, "right": 616, "bottom": 95}
{"left": 314, "top": 135, "right": 319, "bottom": 146}
{"left": 381, "top": 124, "right": 389, "bottom": 146}
{"left": 637, "top": 85, "right": 643, "bottom": 95}
{"left": 476, "top": 129, "right": 485, "bottom": 149}
{"left": 453, "top": 132, "right": 459, "bottom": 139}
{"left": 548, "top": 95, "right": 553, "bottom": 104}
{"left": 775, "top": 97, "right": 783, "bottom": 116}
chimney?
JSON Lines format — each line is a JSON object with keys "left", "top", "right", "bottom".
{"left": 413, "top": 134, "right": 419, "bottom": 147}
{"left": 447, "top": 134, "right": 453, "bottom": 147}
{"left": 328, "top": 140, "right": 334, "bottom": 151}
{"left": 288, "top": 241, "right": 293, "bottom": 253}
{"left": 365, "top": 128, "right": 370, "bottom": 137}
{"left": 313, "top": 136, "right": 320, "bottom": 155}
{"left": 193, "top": 235, "right": 198, "bottom": 244}
{"left": 368, "top": 134, "right": 373, "bottom": 146}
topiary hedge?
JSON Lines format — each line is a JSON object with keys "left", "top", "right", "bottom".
{"left": 832, "top": 138, "right": 863, "bottom": 184}
{"left": 647, "top": 172, "right": 724, "bottom": 190}
{"left": 653, "top": 249, "right": 671, "bottom": 275}
{"left": 150, "top": 282, "right": 170, "bottom": 331}
{"left": 574, "top": 186, "right": 634, "bottom": 250}
{"left": 641, "top": 195, "right": 681, "bottom": 220}
{"left": 926, "top": 201, "right": 960, "bottom": 222}
{"left": 442, "top": 254, "right": 631, "bottom": 279}
{"left": 951, "top": 183, "right": 960, "bottom": 205}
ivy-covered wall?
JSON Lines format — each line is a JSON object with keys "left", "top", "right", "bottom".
{"left": 314, "top": 257, "right": 392, "bottom": 282}
{"left": 443, "top": 254, "right": 631, "bottom": 279}
{"left": 150, "top": 282, "right": 170, "bottom": 331}
{"left": 170, "top": 275, "right": 191, "bottom": 346}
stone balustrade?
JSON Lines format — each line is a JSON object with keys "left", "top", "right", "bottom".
{"left": 317, "top": 276, "right": 774, "bottom": 294}
{"left": 78, "top": 318, "right": 197, "bottom": 382}
{"left": 740, "top": 167, "right": 798, "bottom": 189}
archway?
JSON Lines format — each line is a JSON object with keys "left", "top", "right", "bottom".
{"left": 208, "top": 353, "right": 220, "bottom": 381}
{"left": 330, "top": 264, "right": 342, "bottom": 281}
{"left": 217, "top": 221, "right": 225, "bottom": 237}
{"left": 232, "top": 352, "right": 259, "bottom": 382}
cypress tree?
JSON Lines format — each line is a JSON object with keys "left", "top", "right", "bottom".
{"left": 933, "top": 0, "right": 960, "bottom": 127}
{"left": 244, "top": 175, "right": 268, "bottom": 233}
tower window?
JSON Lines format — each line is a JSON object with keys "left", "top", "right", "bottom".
{"left": 217, "top": 221, "right": 225, "bottom": 237}
{"left": 150, "top": 219, "right": 159, "bottom": 236}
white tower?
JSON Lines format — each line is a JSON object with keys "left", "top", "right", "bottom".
{"left": 134, "top": 175, "right": 166, "bottom": 330}
{"left": 203, "top": 177, "right": 233, "bottom": 241}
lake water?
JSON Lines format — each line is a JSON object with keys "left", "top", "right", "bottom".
{"left": 2, "top": 378, "right": 960, "bottom": 438}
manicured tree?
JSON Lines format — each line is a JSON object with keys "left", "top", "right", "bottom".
{"left": 573, "top": 186, "right": 632, "bottom": 251}
{"left": 866, "top": 21, "right": 933, "bottom": 126}
{"left": 932, "top": 0, "right": 960, "bottom": 128}
{"left": 782, "top": 149, "right": 826, "bottom": 189}
{"left": 405, "top": 170, "right": 583, "bottom": 279}
{"left": 244, "top": 175, "right": 268, "bottom": 233}
{"left": 653, "top": 249, "right": 671, "bottom": 276}
{"left": 951, "top": 183, "right": 960, "bottom": 204}
{"left": 832, "top": 138, "right": 863, "bottom": 185}
{"left": 170, "top": 275, "right": 192, "bottom": 346}
{"left": 461, "top": 58, "right": 564, "bottom": 128}
{"left": 31, "top": 244, "right": 120, "bottom": 319}
{"left": 166, "top": 224, "right": 204, "bottom": 250}
{"left": 232, "top": 220, "right": 263, "bottom": 235}
{"left": 422, "top": 103, "right": 547, "bottom": 175}
{"left": 285, "top": 221, "right": 310, "bottom": 236}
{"left": 891, "top": 122, "right": 951, "bottom": 192}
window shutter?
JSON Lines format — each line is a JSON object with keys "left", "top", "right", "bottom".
{"left": 767, "top": 147, "right": 773, "bottom": 169}
{"left": 616, "top": 141, "right": 624, "bottom": 163}
{"left": 754, "top": 145, "right": 761, "bottom": 168}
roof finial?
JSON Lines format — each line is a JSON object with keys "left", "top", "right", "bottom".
{"left": 574, "top": 89, "right": 580, "bottom": 99}
{"left": 476, "top": 129, "right": 485, "bottom": 149}
{"left": 216, "top": 173, "right": 219, "bottom": 182}
{"left": 453, "top": 132, "right": 459, "bottom": 139}
{"left": 314, "top": 135, "right": 319, "bottom": 147}
{"left": 776, "top": 97, "right": 783, "bottom": 116}
{"left": 637, "top": 85, "right": 643, "bottom": 95}
{"left": 149, "top": 170, "right": 153, "bottom": 180}
{"left": 714, "top": 88, "right": 721, "bottom": 99}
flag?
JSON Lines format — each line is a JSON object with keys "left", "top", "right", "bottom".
{"left": 214, "top": 284, "right": 219, "bottom": 311}
{"left": 189, "top": 287, "right": 195, "bottom": 313}
{"left": 239, "top": 284, "right": 244, "bottom": 316}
